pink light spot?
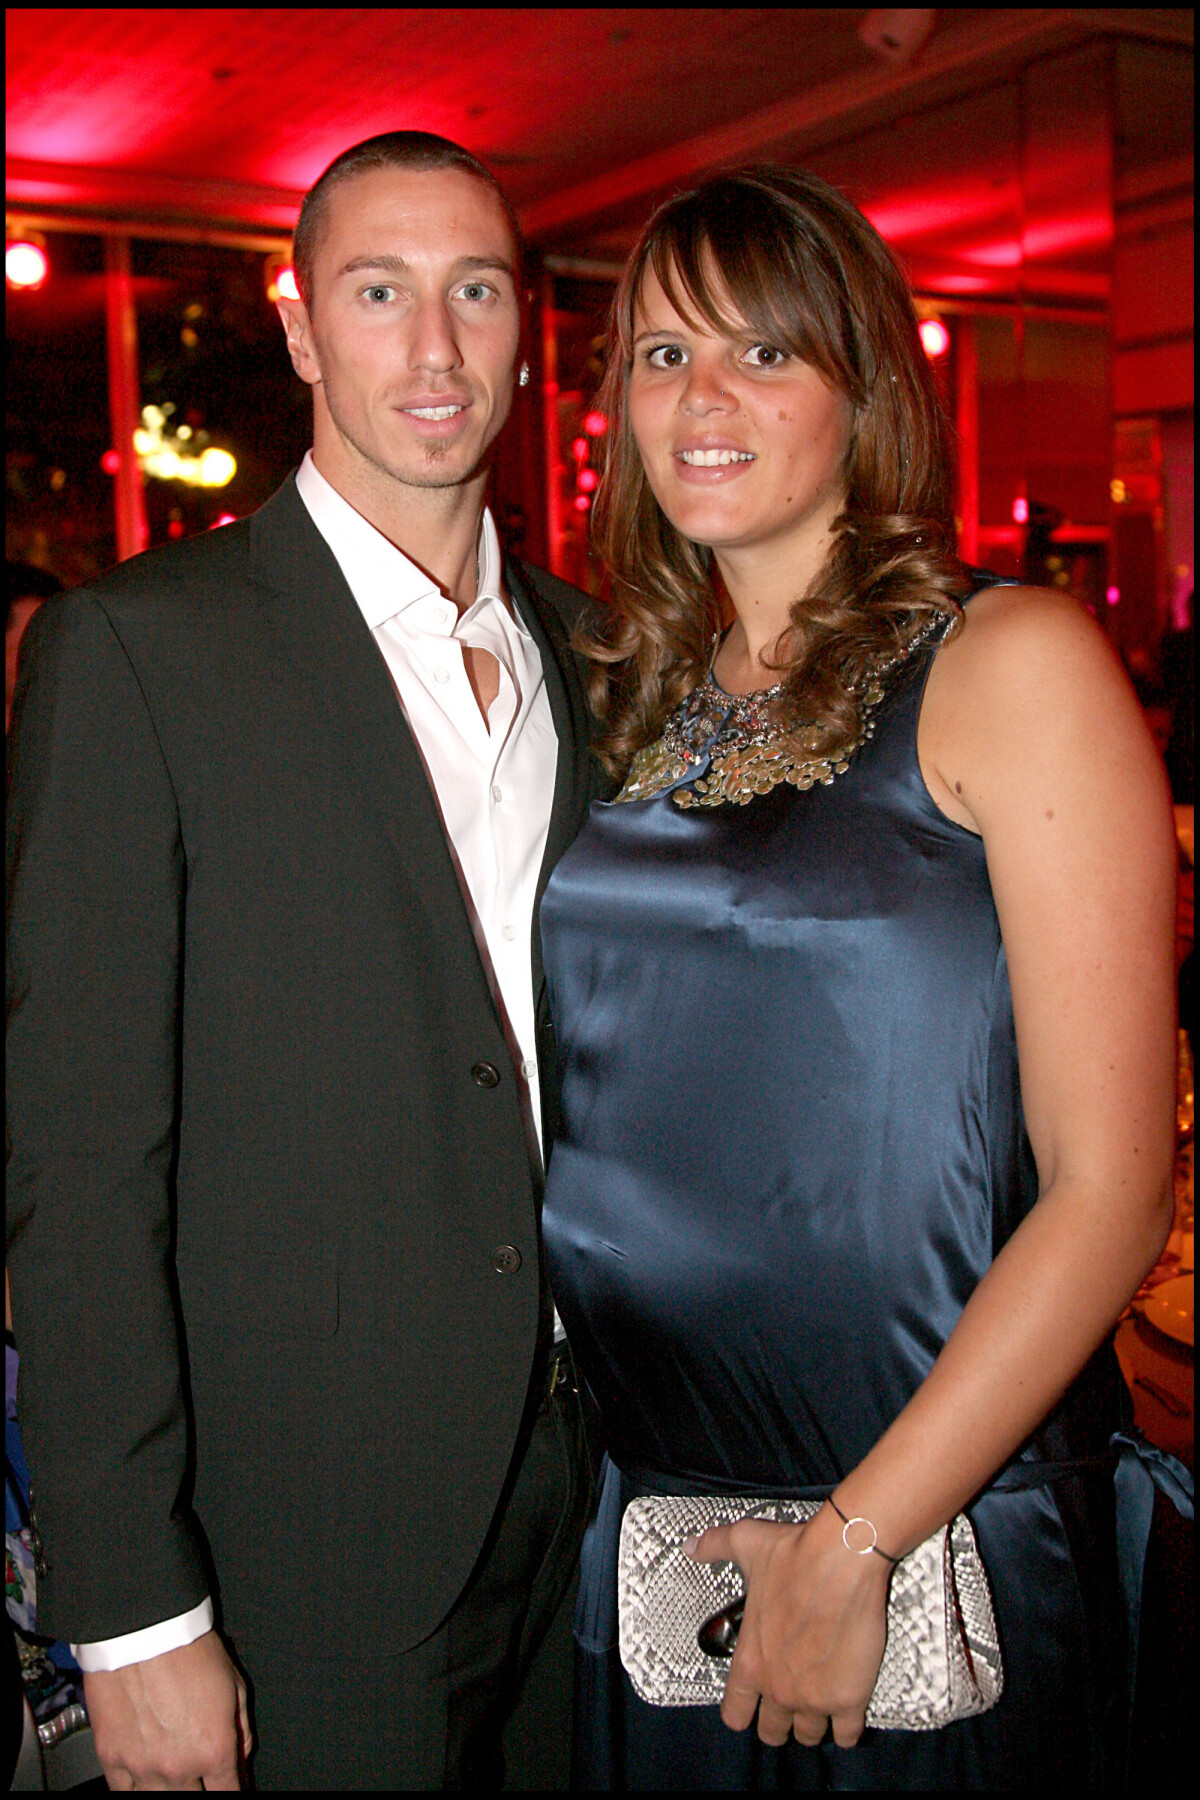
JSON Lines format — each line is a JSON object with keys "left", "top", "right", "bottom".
{"left": 1012, "top": 497, "right": 1029, "bottom": 524}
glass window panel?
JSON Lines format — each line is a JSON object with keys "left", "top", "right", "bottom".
{"left": 130, "top": 237, "right": 311, "bottom": 549}
{"left": 6, "top": 231, "right": 116, "bottom": 582}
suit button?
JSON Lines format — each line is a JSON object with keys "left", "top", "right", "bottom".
{"left": 492, "top": 1244, "right": 522, "bottom": 1275}
{"left": 471, "top": 1062, "right": 501, "bottom": 1089}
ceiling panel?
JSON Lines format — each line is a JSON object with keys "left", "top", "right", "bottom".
{"left": 6, "top": 7, "right": 1192, "bottom": 304}
{"left": 7, "top": 7, "right": 877, "bottom": 208}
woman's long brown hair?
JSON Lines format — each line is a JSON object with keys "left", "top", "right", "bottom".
{"left": 582, "top": 165, "right": 971, "bottom": 778}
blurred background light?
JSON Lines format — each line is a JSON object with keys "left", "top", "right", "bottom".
{"left": 918, "top": 316, "right": 950, "bottom": 359}
{"left": 6, "top": 235, "right": 48, "bottom": 289}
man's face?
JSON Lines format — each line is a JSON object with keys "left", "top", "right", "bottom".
{"left": 277, "top": 166, "right": 522, "bottom": 493}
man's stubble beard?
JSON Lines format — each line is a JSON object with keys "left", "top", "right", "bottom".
{"left": 321, "top": 376, "right": 495, "bottom": 493}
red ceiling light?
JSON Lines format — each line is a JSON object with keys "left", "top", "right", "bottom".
{"left": 573, "top": 494, "right": 591, "bottom": 512}
{"left": 918, "top": 317, "right": 950, "bottom": 360}
{"left": 101, "top": 449, "right": 121, "bottom": 475}
{"left": 6, "top": 232, "right": 48, "bottom": 290}
{"left": 583, "top": 410, "right": 608, "bottom": 436}
{"left": 578, "top": 468, "right": 598, "bottom": 493}
{"left": 1012, "top": 496, "right": 1029, "bottom": 524}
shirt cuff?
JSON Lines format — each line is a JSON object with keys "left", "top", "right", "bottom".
{"left": 71, "top": 1596, "right": 214, "bottom": 1671}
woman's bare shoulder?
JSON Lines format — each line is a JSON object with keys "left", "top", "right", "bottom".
{"left": 920, "top": 583, "right": 1164, "bottom": 832}
{"left": 929, "top": 583, "right": 1135, "bottom": 728}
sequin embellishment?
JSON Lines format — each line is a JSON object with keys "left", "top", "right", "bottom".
{"left": 615, "top": 612, "right": 951, "bottom": 808}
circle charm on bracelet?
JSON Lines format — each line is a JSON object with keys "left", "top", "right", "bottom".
{"left": 828, "top": 1495, "right": 900, "bottom": 1565}
{"left": 841, "top": 1514, "right": 881, "bottom": 1555}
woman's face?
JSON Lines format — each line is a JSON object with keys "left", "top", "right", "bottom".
{"left": 626, "top": 263, "right": 856, "bottom": 560}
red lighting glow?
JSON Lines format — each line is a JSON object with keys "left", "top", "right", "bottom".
{"left": 572, "top": 437, "right": 589, "bottom": 462}
{"left": 1106, "top": 585, "right": 1120, "bottom": 606}
{"left": 6, "top": 239, "right": 48, "bottom": 289}
{"left": 918, "top": 317, "right": 950, "bottom": 360}
{"left": 211, "top": 513, "right": 238, "bottom": 528}
{"left": 1011, "top": 497, "right": 1029, "bottom": 525}
{"left": 573, "top": 494, "right": 591, "bottom": 513}
{"left": 578, "top": 468, "right": 598, "bottom": 492}
{"left": 101, "top": 449, "right": 121, "bottom": 475}
{"left": 275, "top": 265, "right": 299, "bottom": 301}
{"left": 583, "top": 410, "right": 608, "bottom": 437}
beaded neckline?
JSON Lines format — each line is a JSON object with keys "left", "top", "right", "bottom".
{"left": 614, "top": 611, "right": 952, "bottom": 809}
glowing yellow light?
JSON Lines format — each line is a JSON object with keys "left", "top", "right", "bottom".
{"left": 198, "top": 448, "right": 236, "bottom": 487}
{"left": 133, "top": 404, "right": 235, "bottom": 487}
{"left": 1110, "top": 479, "right": 1127, "bottom": 503}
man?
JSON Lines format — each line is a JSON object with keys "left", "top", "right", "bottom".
{"left": 7, "top": 132, "right": 605, "bottom": 1789}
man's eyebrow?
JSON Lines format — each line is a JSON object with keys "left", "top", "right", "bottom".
{"left": 337, "top": 253, "right": 516, "bottom": 279}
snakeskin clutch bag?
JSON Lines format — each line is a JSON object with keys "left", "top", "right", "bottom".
{"left": 617, "top": 1494, "right": 1003, "bottom": 1730}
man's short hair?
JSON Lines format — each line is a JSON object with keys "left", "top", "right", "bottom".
{"left": 291, "top": 130, "right": 524, "bottom": 313}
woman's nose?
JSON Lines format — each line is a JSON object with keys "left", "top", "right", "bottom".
{"left": 679, "top": 364, "right": 734, "bottom": 415}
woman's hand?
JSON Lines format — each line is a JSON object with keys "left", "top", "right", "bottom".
{"left": 688, "top": 1504, "right": 890, "bottom": 1748}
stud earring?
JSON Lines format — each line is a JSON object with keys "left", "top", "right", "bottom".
{"left": 518, "top": 361, "right": 530, "bottom": 387}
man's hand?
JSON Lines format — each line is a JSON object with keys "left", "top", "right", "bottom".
{"left": 83, "top": 1631, "right": 251, "bottom": 1790}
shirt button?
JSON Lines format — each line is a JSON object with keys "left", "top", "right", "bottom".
{"left": 522, "top": 1058, "right": 537, "bottom": 1081}
{"left": 491, "top": 1244, "right": 522, "bottom": 1275}
{"left": 433, "top": 667, "right": 451, "bottom": 684}
{"left": 471, "top": 1061, "right": 501, "bottom": 1089}
{"left": 501, "top": 924, "right": 516, "bottom": 942}
{"left": 491, "top": 784, "right": 503, "bottom": 803}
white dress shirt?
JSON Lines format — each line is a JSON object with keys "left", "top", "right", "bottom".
{"left": 74, "top": 451, "right": 560, "bottom": 1670}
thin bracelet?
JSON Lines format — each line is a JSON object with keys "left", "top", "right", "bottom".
{"left": 827, "top": 1497, "right": 900, "bottom": 1566}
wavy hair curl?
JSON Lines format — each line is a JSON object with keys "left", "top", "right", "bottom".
{"left": 583, "top": 165, "right": 970, "bottom": 778}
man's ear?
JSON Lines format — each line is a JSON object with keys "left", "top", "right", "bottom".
{"left": 275, "top": 296, "right": 321, "bottom": 387}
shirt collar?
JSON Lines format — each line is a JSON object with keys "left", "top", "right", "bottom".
{"left": 294, "top": 448, "right": 510, "bottom": 633}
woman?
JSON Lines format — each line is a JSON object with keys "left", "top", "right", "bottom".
{"left": 539, "top": 166, "right": 1184, "bottom": 1790}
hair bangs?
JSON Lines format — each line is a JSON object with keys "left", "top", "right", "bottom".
{"left": 629, "top": 184, "right": 858, "bottom": 402}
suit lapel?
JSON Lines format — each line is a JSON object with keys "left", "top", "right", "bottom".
{"left": 504, "top": 558, "right": 596, "bottom": 997}
{"left": 248, "top": 476, "right": 502, "bottom": 1023}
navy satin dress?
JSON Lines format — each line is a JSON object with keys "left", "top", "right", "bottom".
{"left": 540, "top": 610, "right": 1130, "bottom": 1789}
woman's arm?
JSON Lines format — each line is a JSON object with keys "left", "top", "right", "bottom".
{"left": 694, "top": 587, "right": 1177, "bottom": 1748}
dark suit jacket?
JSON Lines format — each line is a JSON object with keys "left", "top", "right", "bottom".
{"left": 6, "top": 473, "right": 604, "bottom": 1655}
